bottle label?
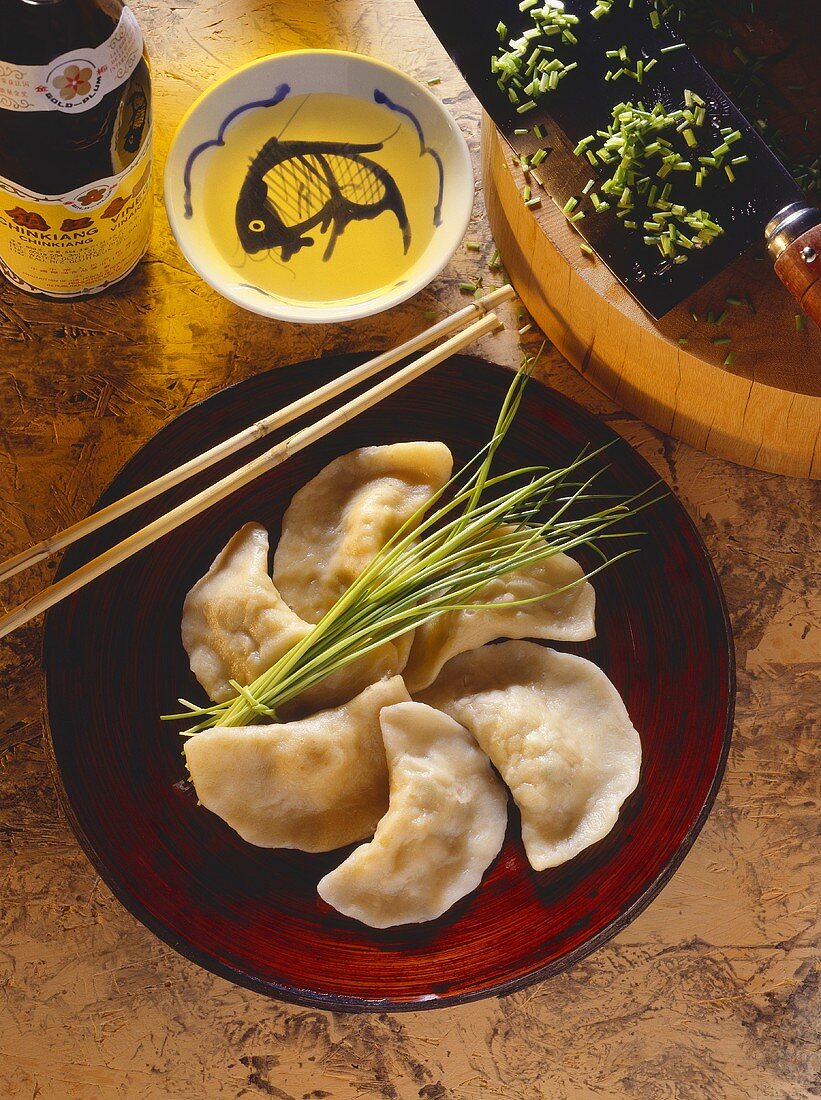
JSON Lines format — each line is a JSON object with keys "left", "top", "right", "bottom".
{"left": 0, "top": 133, "right": 152, "bottom": 297}
{"left": 0, "top": 8, "right": 143, "bottom": 114}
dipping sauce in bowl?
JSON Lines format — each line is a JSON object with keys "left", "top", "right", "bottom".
{"left": 165, "top": 51, "right": 474, "bottom": 323}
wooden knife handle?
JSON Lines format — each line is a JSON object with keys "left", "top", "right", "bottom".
{"left": 774, "top": 223, "right": 821, "bottom": 329}
{"left": 766, "top": 205, "right": 821, "bottom": 330}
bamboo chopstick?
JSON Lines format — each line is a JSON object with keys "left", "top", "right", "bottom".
{"left": 0, "top": 308, "right": 504, "bottom": 640}
{"left": 0, "top": 284, "right": 515, "bottom": 585}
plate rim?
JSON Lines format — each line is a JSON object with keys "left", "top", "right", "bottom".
{"left": 41, "top": 354, "right": 736, "bottom": 1011}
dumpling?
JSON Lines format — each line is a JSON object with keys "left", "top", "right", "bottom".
{"left": 183, "top": 676, "right": 410, "bottom": 852}
{"left": 273, "top": 442, "right": 453, "bottom": 623}
{"left": 182, "top": 522, "right": 310, "bottom": 704}
{"left": 181, "top": 522, "right": 410, "bottom": 718}
{"left": 317, "top": 701, "right": 507, "bottom": 927}
{"left": 419, "top": 641, "right": 641, "bottom": 871}
{"left": 403, "top": 535, "right": 596, "bottom": 691}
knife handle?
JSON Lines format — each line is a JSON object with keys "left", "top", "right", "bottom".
{"left": 766, "top": 203, "right": 821, "bottom": 330}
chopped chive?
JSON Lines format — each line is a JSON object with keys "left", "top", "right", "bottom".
{"left": 427, "top": 77, "right": 441, "bottom": 86}
{"left": 513, "top": 127, "right": 529, "bottom": 135}
{"left": 459, "top": 282, "right": 477, "bottom": 294}
{"left": 795, "top": 313, "right": 806, "bottom": 331}
{"left": 723, "top": 351, "right": 735, "bottom": 366}
{"left": 563, "top": 196, "right": 578, "bottom": 213}
{"left": 712, "top": 336, "right": 732, "bottom": 345}
{"left": 661, "top": 42, "right": 686, "bottom": 53}
{"left": 726, "top": 296, "right": 743, "bottom": 306}
{"left": 465, "top": 241, "right": 481, "bottom": 252}
{"left": 580, "top": 242, "right": 595, "bottom": 258}
{"left": 745, "top": 293, "right": 756, "bottom": 314}
{"left": 678, "top": 336, "right": 688, "bottom": 345}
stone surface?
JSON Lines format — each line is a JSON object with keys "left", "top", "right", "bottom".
{"left": 0, "top": 1, "right": 818, "bottom": 1097}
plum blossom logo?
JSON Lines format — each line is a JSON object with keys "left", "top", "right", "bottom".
{"left": 52, "top": 64, "right": 93, "bottom": 101}
{"left": 77, "top": 187, "right": 106, "bottom": 207}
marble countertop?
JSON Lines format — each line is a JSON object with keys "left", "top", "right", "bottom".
{"left": 0, "top": 1, "right": 817, "bottom": 1097}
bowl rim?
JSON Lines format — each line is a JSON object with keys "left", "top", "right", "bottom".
{"left": 163, "top": 48, "right": 475, "bottom": 324}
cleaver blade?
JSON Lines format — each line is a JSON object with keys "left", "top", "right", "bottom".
{"left": 415, "top": 0, "right": 820, "bottom": 319}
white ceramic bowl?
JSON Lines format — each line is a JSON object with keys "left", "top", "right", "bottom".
{"left": 164, "top": 50, "right": 474, "bottom": 324}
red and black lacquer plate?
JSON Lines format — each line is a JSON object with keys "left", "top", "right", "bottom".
{"left": 43, "top": 355, "right": 734, "bottom": 1010}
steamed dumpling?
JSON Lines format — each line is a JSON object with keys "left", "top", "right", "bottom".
{"left": 182, "top": 522, "right": 310, "bottom": 704}
{"left": 403, "top": 536, "right": 596, "bottom": 691}
{"left": 419, "top": 641, "right": 641, "bottom": 871}
{"left": 318, "top": 701, "right": 507, "bottom": 927}
{"left": 183, "top": 676, "right": 410, "bottom": 852}
{"left": 181, "top": 522, "right": 410, "bottom": 718}
{"left": 273, "top": 442, "right": 453, "bottom": 623}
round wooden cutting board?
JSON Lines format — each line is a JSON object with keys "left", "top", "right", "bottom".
{"left": 482, "top": 120, "right": 820, "bottom": 479}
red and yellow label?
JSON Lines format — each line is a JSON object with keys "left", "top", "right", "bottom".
{"left": 0, "top": 135, "right": 152, "bottom": 298}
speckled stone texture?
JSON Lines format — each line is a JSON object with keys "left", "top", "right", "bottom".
{"left": 0, "top": 1, "right": 818, "bottom": 1097}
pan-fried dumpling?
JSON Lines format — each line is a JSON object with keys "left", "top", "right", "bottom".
{"left": 403, "top": 536, "right": 596, "bottom": 691}
{"left": 183, "top": 676, "right": 410, "bottom": 852}
{"left": 181, "top": 522, "right": 410, "bottom": 718}
{"left": 273, "top": 442, "right": 453, "bottom": 623}
{"left": 317, "top": 701, "right": 507, "bottom": 927}
{"left": 419, "top": 641, "right": 641, "bottom": 871}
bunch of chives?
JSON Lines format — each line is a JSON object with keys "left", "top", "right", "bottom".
{"left": 166, "top": 359, "right": 653, "bottom": 734}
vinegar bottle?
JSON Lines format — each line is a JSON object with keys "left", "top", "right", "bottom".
{"left": 0, "top": 0, "right": 152, "bottom": 297}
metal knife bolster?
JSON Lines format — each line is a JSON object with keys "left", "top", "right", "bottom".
{"left": 765, "top": 203, "right": 821, "bottom": 328}
{"left": 765, "top": 204, "right": 821, "bottom": 261}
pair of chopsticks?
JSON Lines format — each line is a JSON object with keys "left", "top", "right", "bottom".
{"left": 0, "top": 285, "right": 515, "bottom": 640}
